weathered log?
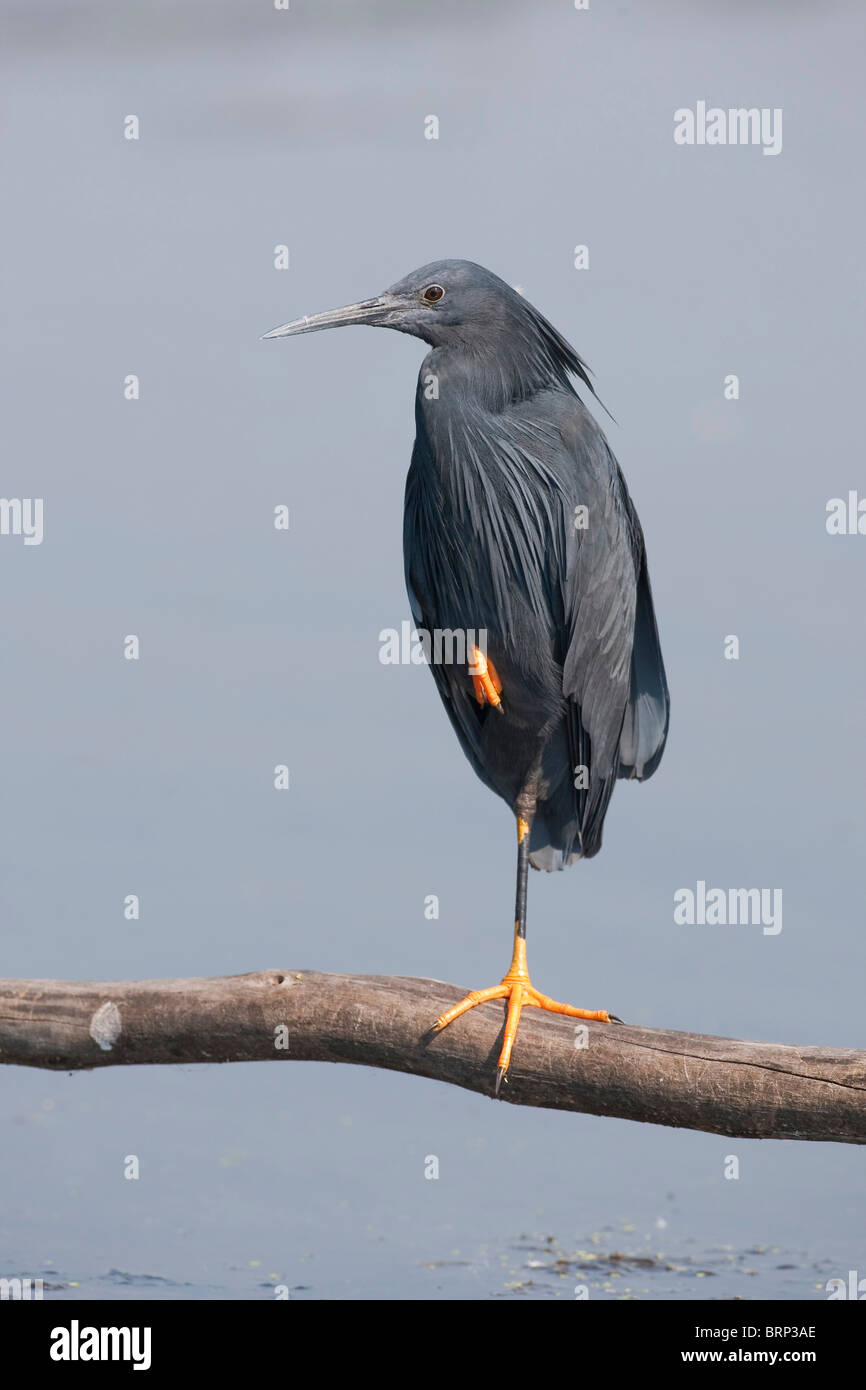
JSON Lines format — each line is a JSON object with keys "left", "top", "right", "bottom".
{"left": 0, "top": 970, "right": 863, "bottom": 1143}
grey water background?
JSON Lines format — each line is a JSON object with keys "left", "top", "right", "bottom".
{"left": 1, "top": 0, "right": 864, "bottom": 1300}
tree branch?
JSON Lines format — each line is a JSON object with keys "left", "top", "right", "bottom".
{"left": 1, "top": 970, "right": 863, "bottom": 1143}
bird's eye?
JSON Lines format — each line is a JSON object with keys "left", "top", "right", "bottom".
{"left": 423, "top": 284, "right": 445, "bottom": 303}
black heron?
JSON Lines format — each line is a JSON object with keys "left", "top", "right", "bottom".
{"left": 264, "top": 260, "right": 669, "bottom": 1091}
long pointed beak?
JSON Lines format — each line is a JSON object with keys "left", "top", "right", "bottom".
{"left": 262, "top": 293, "right": 398, "bottom": 340}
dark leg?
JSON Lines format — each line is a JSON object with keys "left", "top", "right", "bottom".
{"left": 432, "top": 801, "right": 616, "bottom": 1093}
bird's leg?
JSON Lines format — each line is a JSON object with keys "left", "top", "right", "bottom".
{"left": 432, "top": 806, "right": 617, "bottom": 1094}
{"left": 469, "top": 645, "right": 503, "bottom": 713}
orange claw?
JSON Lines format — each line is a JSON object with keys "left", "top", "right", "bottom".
{"left": 470, "top": 646, "right": 503, "bottom": 711}
{"left": 432, "top": 935, "right": 614, "bottom": 1093}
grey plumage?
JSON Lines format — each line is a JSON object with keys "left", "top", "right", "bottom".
{"left": 398, "top": 261, "right": 669, "bottom": 868}
{"left": 265, "top": 258, "right": 669, "bottom": 870}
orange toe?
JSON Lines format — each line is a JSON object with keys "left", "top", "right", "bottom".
{"left": 470, "top": 646, "right": 503, "bottom": 710}
{"left": 432, "top": 948, "right": 614, "bottom": 1090}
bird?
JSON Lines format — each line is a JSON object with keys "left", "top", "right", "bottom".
{"left": 264, "top": 259, "right": 669, "bottom": 1093}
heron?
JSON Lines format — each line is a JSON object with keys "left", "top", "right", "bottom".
{"left": 264, "top": 260, "right": 669, "bottom": 1092}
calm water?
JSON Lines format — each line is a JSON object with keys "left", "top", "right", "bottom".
{"left": 2, "top": 0, "right": 864, "bottom": 1300}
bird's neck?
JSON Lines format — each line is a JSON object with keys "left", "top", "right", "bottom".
{"left": 417, "top": 345, "right": 563, "bottom": 416}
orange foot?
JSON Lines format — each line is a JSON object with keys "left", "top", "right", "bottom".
{"left": 470, "top": 646, "right": 503, "bottom": 713}
{"left": 431, "top": 938, "right": 620, "bottom": 1094}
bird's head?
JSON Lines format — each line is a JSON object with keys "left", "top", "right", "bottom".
{"left": 264, "top": 260, "right": 529, "bottom": 349}
{"left": 264, "top": 258, "right": 608, "bottom": 411}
